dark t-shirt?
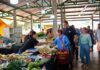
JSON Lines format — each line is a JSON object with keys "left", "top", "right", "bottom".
{"left": 24, "top": 35, "right": 30, "bottom": 42}
{"left": 20, "top": 37, "right": 39, "bottom": 53}
{"left": 88, "top": 29, "right": 94, "bottom": 43}
{"left": 62, "top": 27, "right": 76, "bottom": 46}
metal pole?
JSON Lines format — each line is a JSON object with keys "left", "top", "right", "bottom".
{"left": 60, "top": 3, "right": 66, "bottom": 29}
{"left": 13, "top": 9, "right": 17, "bottom": 41}
{"left": 61, "top": 5, "right": 63, "bottom": 29}
{"left": 40, "top": 19, "right": 42, "bottom": 32}
{"left": 99, "top": 1, "right": 100, "bottom": 23}
{"left": 13, "top": 10, "right": 17, "bottom": 28}
{"left": 64, "top": 3, "right": 66, "bottom": 20}
{"left": 31, "top": 15, "right": 33, "bottom": 30}
{"left": 91, "top": 15, "right": 94, "bottom": 31}
{"left": 52, "top": 0, "right": 57, "bottom": 37}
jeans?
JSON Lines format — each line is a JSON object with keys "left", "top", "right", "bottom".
{"left": 80, "top": 44, "right": 90, "bottom": 64}
{"left": 75, "top": 48, "right": 78, "bottom": 59}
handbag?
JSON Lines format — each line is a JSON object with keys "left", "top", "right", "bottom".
{"left": 55, "top": 36, "right": 69, "bottom": 64}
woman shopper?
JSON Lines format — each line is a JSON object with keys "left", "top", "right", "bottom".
{"left": 54, "top": 29, "right": 71, "bottom": 70}
{"left": 79, "top": 27, "right": 92, "bottom": 69}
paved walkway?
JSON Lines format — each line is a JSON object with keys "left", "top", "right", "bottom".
{"left": 73, "top": 45, "right": 100, "bottom": 70}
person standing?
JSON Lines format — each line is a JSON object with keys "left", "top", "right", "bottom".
{"left": 62, "top": 21, "right": 76, "bottom": 55}
{"left": 19, "top": 31, "right": 39, "bottom": 53}
{"left": 74, "top": 33, "right": 79, "bottom": 60}
{"left": 87, "top": 26, "right": 94, "bottom": 51}
{"left": 79, "top": 27, "right": 92, "bottom": 69}
{"left": 62, "top": 21, "right": 76, "bottom": 69}
{"left": 46, "top": 29, "right": 54, "bottom": 43}
{"left": 54, "top": 29, "right": 70, "bottom": 70}
{"left": 95, "top": 24, "right": 100, "bottom": 54}
{"left": 24, "top": 30, "right": 34, "bottom": 42}
{"left": 54, "top": 29, "right": 70, "bottom": 50}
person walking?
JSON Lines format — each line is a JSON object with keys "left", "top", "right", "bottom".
{"left": 62, "top": 21, "right": 76, "bottom": 69}
{"left": 63, "top": 21, "right": 76, "bottom": 55}
{"left": 79, "top": 27, "right": 92, "bottom": 69}
{"left": 87, "top": 26, "right": 94, "bottom": 51}
{"left": 74, "top": 33, "right": 79, "bottom": 60}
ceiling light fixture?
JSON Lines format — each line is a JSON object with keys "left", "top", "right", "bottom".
{"left": 41, "top": 10, "right": 46, "bottom": 14}
{"left": 10, "top": 0, "right": 19, "bottom": 4}
{"left": 26, "top": 2, "right": 30, "bottom": 6}
{"left": 50, "top": 14, "right": 55, "bottom": 19}
{"left": 78, "top": 14, "right": 81, "bottom": 17}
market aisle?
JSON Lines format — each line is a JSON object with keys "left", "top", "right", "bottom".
{"left": 73, "top": 45, "right": 100, "bottom": 70}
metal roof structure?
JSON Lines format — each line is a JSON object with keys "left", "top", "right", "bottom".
{"left": 0, "top": 0, "right": 100, "bottom": 22}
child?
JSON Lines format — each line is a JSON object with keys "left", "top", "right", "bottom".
{"left": 74, "top": 34, "right": 79, "bottom": 60}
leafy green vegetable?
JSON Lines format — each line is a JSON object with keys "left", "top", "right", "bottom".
{"left": 37, "top": 32, "right": 45, "bottom": 38}
{"left": 6, "top": 60, "right": 25, "bottom": 70}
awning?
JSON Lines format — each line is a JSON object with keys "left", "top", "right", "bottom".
{"left": 0, "top": 19, "right": 12, "bottom": 36}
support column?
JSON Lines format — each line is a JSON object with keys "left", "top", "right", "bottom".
{"left": 99, "top": 1, "right": 100, "bottom": 23}
{"left": 52, "top": 0, "right": 57, "bottom": 37}
{"left": 13, "top": 10, "right": 17, "bottom": 28}
{"left": 31, "top": 15, "right": 33, "bottom": 30}
{"left": 13, "top": 9, "right": 17, "bottom": 41}
{"left": 60, "top": 5, "right": 63, "bottom": 29}
{"left": 91, "top": 15, "right": 94, "bottom": 31}
{"left": 63, "top": 3, "right": 66, "bottom": 20}
{"left": 40, "top": 19, "right": 42, "bottom": 32}
{"left": 60, "top": 3, "right": 66, "bottom": 29}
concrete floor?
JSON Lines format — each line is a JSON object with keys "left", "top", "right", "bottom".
{"left": 73, "top": 45, "right": 100, "bottom": 70}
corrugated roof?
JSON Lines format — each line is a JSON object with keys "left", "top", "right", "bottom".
{"left": 0, "top": 0, "right": 99, "bottom": 22}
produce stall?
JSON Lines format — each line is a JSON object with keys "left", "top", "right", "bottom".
{"left": 0, "top": 44, "right": 57, "bottom": 70}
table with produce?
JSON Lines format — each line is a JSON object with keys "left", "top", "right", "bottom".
{"left": 0, "top": 44, "right": 57, "bottom": 70}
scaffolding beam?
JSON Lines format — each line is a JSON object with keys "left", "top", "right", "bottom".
{"left": 0, "top": 0, "right": 39, "bottom": 17}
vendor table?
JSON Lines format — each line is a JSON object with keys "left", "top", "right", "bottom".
{"left": 0, "top": 48, "right": 12, "bottom": 54}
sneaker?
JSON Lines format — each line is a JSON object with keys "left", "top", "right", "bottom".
{"left": 76, "top": 57, "right": 78, "bottom": 61}
{"left": 85, "top": 65, "right": 89, "bottom": 70}
{"left": 81, "top": 63, "right": 85, "bottom": 68}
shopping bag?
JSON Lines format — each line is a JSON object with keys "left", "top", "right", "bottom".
{"left": 56, "top": 49, "right": 69, "bottom": 64}
{"left": 97, "top": 41, "right": 100, "bottom": 52}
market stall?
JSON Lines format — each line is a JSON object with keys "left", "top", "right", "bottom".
{"left": 0, "top": 44, "right": 57, "bottom": 70}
